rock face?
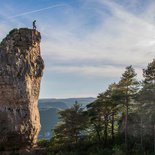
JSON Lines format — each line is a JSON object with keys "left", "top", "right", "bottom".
{"left": 0, "top": 28, "right": 44, "bottom": 150}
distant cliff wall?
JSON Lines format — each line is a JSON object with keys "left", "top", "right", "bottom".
{"left": 0, "top": 28, "right": 44, "bottom": 150}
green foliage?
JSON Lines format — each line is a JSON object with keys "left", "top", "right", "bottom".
{"left": 143, "top": 59, "right": 155, "bottom": 84}
{"left": 118, "top": 65, "right": 140, "bottom": 104}
{"left": 37, "top": 139, "right": 50, "bottom": 148}
{"left": 44, "top": 61, "right": 155, "bottom": 155}
{"left": 87, "top": 83, "right": 123, "bottom": 145}
{"left": 112, "top": 145, "right": 125, "bottom": 155}
{"left": 87, "top": 147, "right": 113, "bottom": 155}
{"left": 53, "top": 103, "right": 88, "bottom": 146}
{"left": 9, "top": 28, "right": 18, "bottom": 35}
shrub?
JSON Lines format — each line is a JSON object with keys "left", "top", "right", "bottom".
{"left": 112, "top": 145, "right": 125, "bottom": 155}
{"left": 9, "top": 28, "right": 18, "bottom": 35}
{"left": 37, "top": 139, "right": 50, "bottom": 148}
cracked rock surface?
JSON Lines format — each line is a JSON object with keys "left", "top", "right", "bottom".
{"left": 0, "top": 28, "right": 44, "bottom": 150}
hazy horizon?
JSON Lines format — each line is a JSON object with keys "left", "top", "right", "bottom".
{"left": 39, "top": 96, "right": 96, "bottom": 99}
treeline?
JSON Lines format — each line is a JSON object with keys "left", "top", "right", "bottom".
{"left": 39, "top": 59, "right": 155, "bottom": 155}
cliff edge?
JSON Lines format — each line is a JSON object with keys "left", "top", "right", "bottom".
{"left": 0, "top": 28, "right": 44, "bottom": 150}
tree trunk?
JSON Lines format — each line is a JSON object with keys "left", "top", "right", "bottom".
{"left": 140, "top": 116, "right": 143, "bottom": 151}
{"left": 104, "top": 115, "right": 108, "bottom": 145}
{"left": 75, "top": 132, "right": 78, "bottom": 145}
{"left": 111, "top": 112, "right": 115, "bottom": 142}
{"left": 125, "top": 96, "right": 128, "bottom": 153}
{"left": 154, "top": 124, "right": 155, "bottom": 154}
{"left": 94, "top": 124, "right": 101, "bottom": 143}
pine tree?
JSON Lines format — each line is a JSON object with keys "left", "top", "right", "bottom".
{"left": 142, "top": 59, "right": 155, "bottom": 153}
{"left": 118, "top": 65, "right": 139, "bottom": 149}
{"left": 53, "top": 103, "right": 88, "bottom": 146}
{"left": 143, "top": 59, "right": 155, "bottom": 84}
{"left": 87, "top": 83, "right": 123, "bottom": 144}
{"left": 108, "top": 83, "right": 124, "bottom": 142}
{"left": 87, "top": 98, "right": 104, "bottom": 143}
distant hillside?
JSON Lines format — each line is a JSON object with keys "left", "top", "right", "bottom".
{"left": 39, "top": 108, "right": 58, "bottom": 139}
{"left": 38, "top": 97, "right": 96, "bottom": 139}
{"left": 38, "top": 101, "right": 68, "bottom": 110}
{"left": 39, "top": 97, "right": 96, "bottom": 109}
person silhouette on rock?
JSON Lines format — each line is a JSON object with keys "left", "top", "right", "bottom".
{"left": 33, "top": 20, "right": 37, "bottom": 30}
{"left": 32, "top": 20, "right": 37, "bottom": 44}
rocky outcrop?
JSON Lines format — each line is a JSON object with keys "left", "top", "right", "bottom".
{"left": 0, "top": 28, "right": 44, "bottom": 150}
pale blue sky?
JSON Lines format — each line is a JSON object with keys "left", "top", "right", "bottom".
{"left": 0, "top": 0, "right": 155, "bottom": 98}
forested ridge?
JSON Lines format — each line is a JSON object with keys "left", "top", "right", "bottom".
{"left": 38, "top": 59, "right": 155, "bottom": 155}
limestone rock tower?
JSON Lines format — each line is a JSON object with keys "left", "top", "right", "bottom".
{"left": 0, "top": 28, "right": 44, "bottom": 150}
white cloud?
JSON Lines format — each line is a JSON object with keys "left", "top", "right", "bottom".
{"left": 40, "top": 0, "right": 155, "bottom": 78}
{"left": 47, "top": 65, "right": 143, "bottom": 80}
{"left": 1, "top": 0, "right": 155, "bottom": 79}
{"left": 8, "top": 4, "right": 66, "bottom": 19}
{"left": 47, "top": 65, "right": 124, "bottom": 77}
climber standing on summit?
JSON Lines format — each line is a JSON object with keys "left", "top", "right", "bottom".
{"left": 32, "top": 20, "right": 37, "bottom": 44}
{"left": 33, "top": 20, "right": 37, "bottom": 30}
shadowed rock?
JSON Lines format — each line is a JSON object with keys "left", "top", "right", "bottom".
{"left": 0, "top": 28, "right": 44, "bottom": 150}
